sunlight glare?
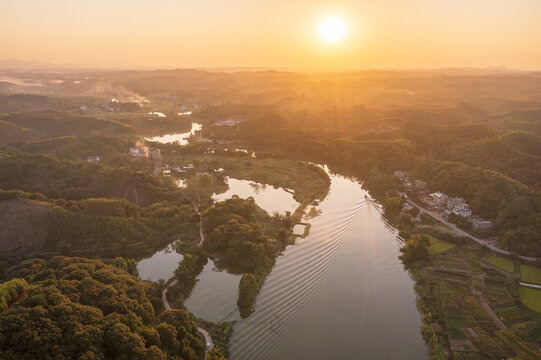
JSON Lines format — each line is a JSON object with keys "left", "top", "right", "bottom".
{"left": 318, "top": 18, "right": 346, "bottom": 44}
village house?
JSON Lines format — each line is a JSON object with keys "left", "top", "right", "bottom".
{"left": 452, "top": 205, "right": 472, "bottom": 217}
{"left": 150, "top": 148, "right": 162, "bottom": 159}
{"left": 429, "top": 192, "right": 448, "bottom": 206}
{"left": 87, "top": 156, "right": 100, "bottom": 163}
{"left": 447, "top": 197, "right": 466, "bottom": 210}
{"left": 445, "top": 197, "right": 472, "bottom": 217}
{"left": 414, "top": 179, "right": 427, "bottom": 191}
{"left": 404, "top": 178, "right": 413, "bottom": 189}
{"left": 470, "top": 216, "right": 493, "bottom": 230}
{"left": 130, "top": 146, "right": 149, "bottom": 158}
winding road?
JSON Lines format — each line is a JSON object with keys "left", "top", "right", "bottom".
{"left": 161, "top": 200, "right": 213, "bottom": 357}
{"left": 403, "top": 197, "right": 537, "bottom": 262}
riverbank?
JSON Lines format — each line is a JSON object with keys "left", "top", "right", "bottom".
{"left": 392, "top": 208, "right": 541, "bottom": 358}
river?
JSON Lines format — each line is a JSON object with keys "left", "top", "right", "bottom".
{"left": 138, "top": 169, "right": 427, "bottom": 359}
{"left": 227, "top": 172, "right": 427, "bottom": 359}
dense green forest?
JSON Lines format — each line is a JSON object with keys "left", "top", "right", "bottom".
{"left": 0, "top": 257, "right": 204, "bottom": 360}
{"left": 0, "top": 153, "right": 181, "bottom": 203}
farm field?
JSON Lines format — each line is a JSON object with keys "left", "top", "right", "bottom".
{"left": 426, "top": 234, "right": 455, "bottom": 254}
{"left": 486, "top": 256, "right": 514, "bottom": 273}
{"left": 520, "top": 264, "right": 541, "bottom": 284}
{"left": 518, "top": 286, "right": 541, "bottom": 314}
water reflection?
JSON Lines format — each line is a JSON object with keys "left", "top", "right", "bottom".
{"left": 229, "top": 174, "right": 426, "bottom": 360}
{"left": 145, "top": 122, "right": 202, "bottom": 145}
{"left": 137, "top": 244, "right": 183, "bottom": 282}
{"left": 213, "top": 178, "right": 299, "bottom": 215}
{"left": 148, "top": 111, "right": 166, "bottom": 117}
{"left": 184, "top": 260, "right": 242, "bottom": 322}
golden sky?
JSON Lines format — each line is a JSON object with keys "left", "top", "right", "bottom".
{"left": 1, "top": 0, "right": 540, "bottom": 70}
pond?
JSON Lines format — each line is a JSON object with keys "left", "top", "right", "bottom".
{"left": 145, "top": 122, "right": 202, "bottom": 145}
{"left": 213, "top": 178, "right": 299, "bottom": 215}
{"left": 184, "top": 260, "right": 242, "bottom": 322}
{"left": 137, "top": 244, "right": 183, "bottom": 282}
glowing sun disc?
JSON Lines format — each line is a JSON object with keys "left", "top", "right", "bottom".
{"left": 318, "top": 18, "right": 346, "bottom": 43}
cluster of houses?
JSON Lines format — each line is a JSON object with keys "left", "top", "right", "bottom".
{"left": 129, "top": 146, "right": 162, "bottom": 160}
{"left": 394, "top": 170, "right": 493, "bottom": 231}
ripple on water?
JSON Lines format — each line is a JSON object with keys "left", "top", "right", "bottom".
{"left": 229, "top": 175, "right": 426, "bottom": 360}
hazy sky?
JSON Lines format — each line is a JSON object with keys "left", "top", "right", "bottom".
{"left": 1, "top": 0, "right": 541, "bottom": 70}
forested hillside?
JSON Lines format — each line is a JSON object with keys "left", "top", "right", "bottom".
{"left": 0, "top": 257, "right": 204, "bottom": 360}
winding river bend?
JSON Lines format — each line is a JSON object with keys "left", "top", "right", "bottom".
{"left": 228, "top": 172, "right": 426, "bottom": 359}
{"left": 139, "top": 168, "right": 427, "bottom": 359}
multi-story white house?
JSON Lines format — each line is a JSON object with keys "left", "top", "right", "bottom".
{"left": 452, "top": 205, "right": 472, "bottom": 217}
{"left": 429, "top": 192, "right": 448, "bottom": 206}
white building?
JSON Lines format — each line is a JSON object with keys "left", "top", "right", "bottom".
{"left": 447, "top": 197, "right": 466, "bottom": 210}
{"left": 429, "top": 192, "right": 448, "bottom": 206}
{"left": 414, "top": 179, "right": 427, "bottom": 191}
{"left": 470, "top": 216, "right": 493, "bottom": 230}
{"left": 452, "top": 206, "right": 472, "bottom": 217}
{"left": 130, "top": 147, "right": 150, "bottom": 158}
{"left": 87, "top": 156, "right": 100, "bottom": 163}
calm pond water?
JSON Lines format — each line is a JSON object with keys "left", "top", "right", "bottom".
{"left": 213, "top": 178, "right": 299, "bottom": 215}
{"left": 145, "top": 122, "right": 202, "bottom": 145}
{"left": 137, "top": 178, "right": 297, "bottom": 282}
{"left": 184, "top": 260, "right": 242, "bottom": 322}
{"left": 137, "top": 244, "right": 183, "bottom": 282}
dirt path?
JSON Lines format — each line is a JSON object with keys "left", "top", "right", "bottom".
{"left": 162, "top": 279, "right": 178, "bottom": 310}
{"left": 161, "top": 200, "right": 213, "bottom": 357}
{"left": 192, "top": 202, "right": 205, "bottom": 246}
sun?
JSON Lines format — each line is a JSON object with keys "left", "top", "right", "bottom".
{"left": 318, "top": 18, "right": 346, "bottom": 44}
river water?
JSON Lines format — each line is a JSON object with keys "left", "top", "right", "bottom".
{"left": 228, "top": 172, "right": 427, "bottom": 359}
{"left": 138, "top": 169, "right": 426, "bottom": 359}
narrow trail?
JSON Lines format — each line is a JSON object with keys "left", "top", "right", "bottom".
{"left": 161, "top": 199, "right": 213, "bottom": 357}
{"left": 191, "top": 200, "right": 205, "bottom": 246}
